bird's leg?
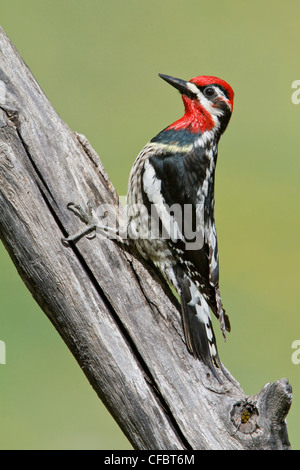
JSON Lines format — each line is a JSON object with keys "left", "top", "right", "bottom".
{"left": 62, "top": 201, "right": 122, "bottom": 244}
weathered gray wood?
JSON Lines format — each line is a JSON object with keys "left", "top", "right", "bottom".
{"left": 0, "top": 27, "right": 292, "bottom": 450}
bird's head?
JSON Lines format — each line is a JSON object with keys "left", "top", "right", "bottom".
{"left": 159, "top": 74, "right": 234, "bottom": 135}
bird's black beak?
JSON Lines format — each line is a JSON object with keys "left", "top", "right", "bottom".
{"left": 159, "top": 74, "right": 194, "bottom": 98}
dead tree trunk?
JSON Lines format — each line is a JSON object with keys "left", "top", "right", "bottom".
{"left": 0, "top": 27, "right": 292, "bottom": 450}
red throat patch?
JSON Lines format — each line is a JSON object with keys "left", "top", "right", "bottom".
{"left": 167, "top": 95, "right": 215, "bottom": 134}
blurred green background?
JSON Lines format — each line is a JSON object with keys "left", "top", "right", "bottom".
{"left": 0, "top": 0, "right": 299, "bottom": 450}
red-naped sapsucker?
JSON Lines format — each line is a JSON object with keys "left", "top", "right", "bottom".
{"left": 127, "top": 74, "right": 234, "bottom": 380}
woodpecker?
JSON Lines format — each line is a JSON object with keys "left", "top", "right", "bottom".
{"left": 127, "top": 74, "right": 234, "bottom": 380}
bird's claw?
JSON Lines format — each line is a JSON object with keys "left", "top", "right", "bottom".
{"left": 62, "top": 201, "right": 97, "bottom": 243}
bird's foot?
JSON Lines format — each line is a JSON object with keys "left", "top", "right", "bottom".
{"left": 62, "top": 201, "right": 120, "bottom": 244}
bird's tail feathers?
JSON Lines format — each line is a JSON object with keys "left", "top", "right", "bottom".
{"left": 177, "top": 274, "right": 226, "bottom": 382}
{"left": 214, "top": 285, "right": 231, "bottom": 339}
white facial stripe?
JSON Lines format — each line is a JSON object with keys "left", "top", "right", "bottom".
{"left": 186, "top": 81, "right": 200, "bottom": 96}
{"left": 198, "top": 92, "right": 223, "bottom": 117}
{"left": 187, "top": 81, "right": 231, "bottom": 116}
{"left": 214, "top": 87, "right": 232, "bottom": 110}
{"left": 188, "top": 84, "right": 223, "bottom": 120}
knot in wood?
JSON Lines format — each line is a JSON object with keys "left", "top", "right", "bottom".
{"left": 231, "top": 400, "right": 259, "bottom": 434}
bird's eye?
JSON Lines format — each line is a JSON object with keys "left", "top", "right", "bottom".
{"left": 203, "top": 87, "right": 216, "bottom": 98}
